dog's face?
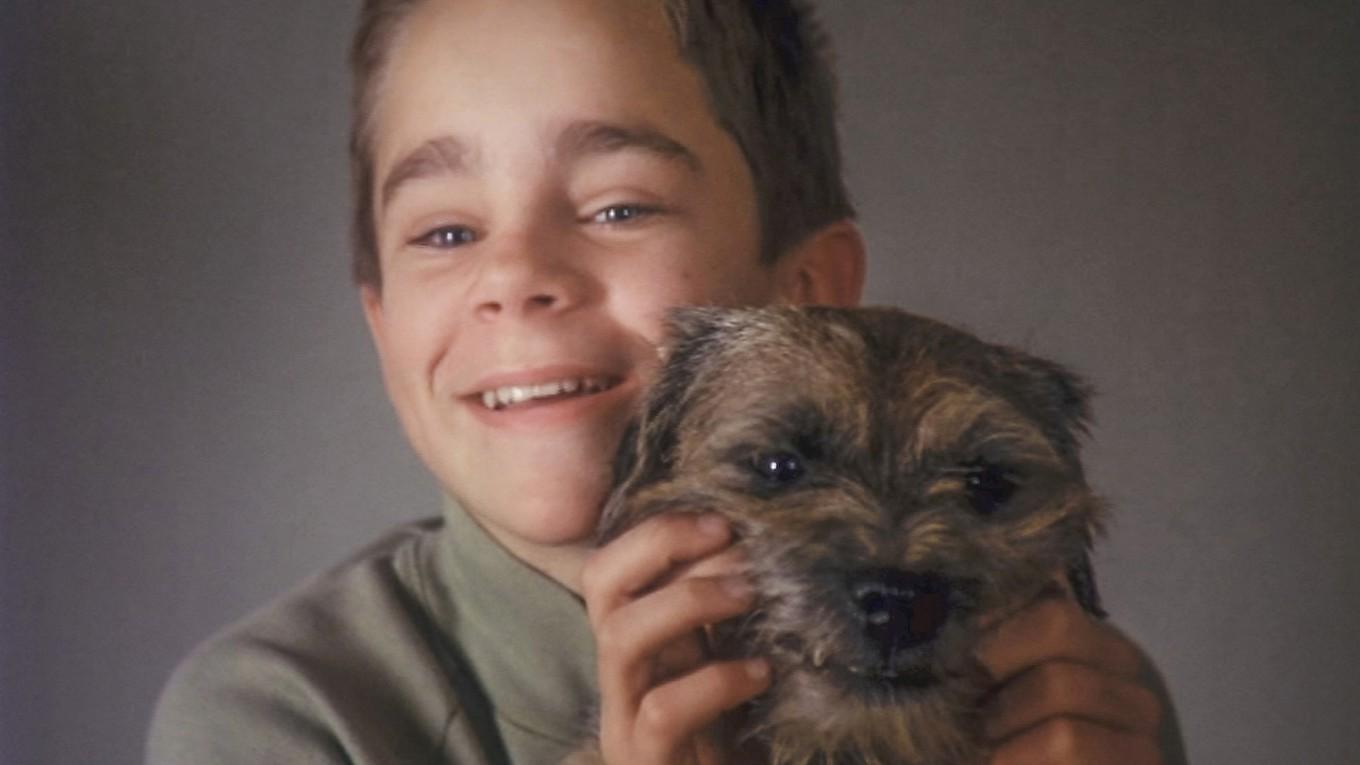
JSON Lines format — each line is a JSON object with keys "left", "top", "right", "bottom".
{"left": 597, "top": 306, "right": 1105, "bottom": 764}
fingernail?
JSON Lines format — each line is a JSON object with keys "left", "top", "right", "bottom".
{"left": 697, "top": 513, "right": 728, "bottom": 537}
{"left": 744, "top": 658, "right": 770, "bottom": 680}
{"left": 722, "top": 575, "right": 753, "bottom": 600}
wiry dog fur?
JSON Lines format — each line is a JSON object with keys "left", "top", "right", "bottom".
{"left": 586, "top": 306, "right": 1106, "bottom": 765}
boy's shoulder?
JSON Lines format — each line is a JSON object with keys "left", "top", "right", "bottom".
{"left": 145, "top": 517, "right": 502, "bottom": 765}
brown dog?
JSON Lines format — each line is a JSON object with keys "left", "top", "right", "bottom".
{"left": 589, "top": 306, "right": 1106, "bottom": 765}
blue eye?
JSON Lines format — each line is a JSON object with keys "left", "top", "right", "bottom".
{"left": 593, "top": 204, "right": 654, "bottom": 224}
{"left": 412, "top": 225, "right": 477, "bottom": 248}
{"left": 751, "top": 452, "right": 805, "bottom": 485}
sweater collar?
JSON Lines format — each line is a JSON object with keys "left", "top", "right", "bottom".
{"left": 423, "top": 495, "right": 599, "bottom": 746}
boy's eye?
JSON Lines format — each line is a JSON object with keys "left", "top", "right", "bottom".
{"left": 411, "top": 225, "right": 477, "bottom": 249}
{"left": 591, "top": 204, "right": 655, "bottom": 224}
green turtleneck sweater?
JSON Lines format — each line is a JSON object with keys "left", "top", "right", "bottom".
{"left": 147, "top": 499, "right": 1188, "bottom": 764}
{"left": 146, "top": 497, "right": 598, "bottom": 764}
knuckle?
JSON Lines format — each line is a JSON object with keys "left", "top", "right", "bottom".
{"left": 593, "top": 615, "right": 629, "bottom": 658}
{"left": 670, "top": 577, "right": 726, "bottom": 619}
{"left": 1041, "top": 598, "right": 1085, "bottom": 637}
{"left": 649, "top": 512, "right": 694, "bottom": 541}
{"left": 679, "top": 577, "right": 719, "bottom": 610}
{"left": 1035, "top": 717, "right": 1083, "bottom": 758}
{"left": 635, "top": 692, "right": 678, "bottom": 738}
{"left": 579, "top": 557, "right": 608, "bottom": 603}
{"left": 632, "top": 515, "right": 700, "bottom": 562}
{"left": 1033, "top": 661, "right": 1077, "bottom": 700}
{"left": 684, "top": 546, "right": 747, "bottom": 580}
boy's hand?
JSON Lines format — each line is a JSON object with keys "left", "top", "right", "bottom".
{"left": 976, "top": 585, "right": 1166, "bottom": 764}
{"left": 581, "top": 513, "right": 770, "bottom": 765}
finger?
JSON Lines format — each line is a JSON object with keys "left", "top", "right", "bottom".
{"left": 636, "top": 559, "right": 750, "bottom": 682}
{"left": 653, "top": 633, "right": 708, "bottom": 683}
{"left": 977, "top": 576, "right": 1067, "bottom": 632}
{"left": 990, "top": 716, "right": 1161, "bottom": 765}
{"left": 597, "top": 575, "right": 756, "bottom": 702}
{"left": 631, "top": 658, "right": 772, "bottom": 763}
{"left": 981, "top": 659, "right": 1162, "bottom": 741}
{"left": 666, "top": 545, "right": 750, "bottom": 586}
{"left": 582, "top": 513, "right": 732, "bottom": 621}
{"left": 976, "top": 595, "right": 1143, "bottom": 683}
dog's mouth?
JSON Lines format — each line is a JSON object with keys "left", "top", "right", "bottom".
{"left": 832, "top": 660, "right": 941, "bottom": 697}
{"left": 770, "top": 635, "right": 943, "bottom": 694}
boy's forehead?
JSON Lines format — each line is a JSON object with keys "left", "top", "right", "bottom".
{"left": 370, "top": 0, "right": 739, "bottom": 195}
{"left": 380, "top": 0, "right": 684, "bottom": 113}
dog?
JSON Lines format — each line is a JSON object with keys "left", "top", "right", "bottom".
{"left": 590, "top": 305, "right": 1106, "bottom": 765}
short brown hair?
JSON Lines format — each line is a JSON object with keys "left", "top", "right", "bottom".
{"left": 348, "top": 0, "right": 854, "bottom": 288}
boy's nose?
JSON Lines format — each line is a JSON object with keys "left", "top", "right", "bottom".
{"left": 471, "top": 235, "right": 593, "bottom": 320}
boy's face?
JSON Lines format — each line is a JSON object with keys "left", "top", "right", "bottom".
{"left": 362, "top": 0, "right": 815, "bottom": 572}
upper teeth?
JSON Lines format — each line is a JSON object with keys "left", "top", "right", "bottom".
{"left": 480, "top": 377, "right": 611, "bottom": 410}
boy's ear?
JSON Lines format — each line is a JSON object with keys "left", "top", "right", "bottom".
{"left": 359, "top": 285, "right": 389, "bottom": 358}
{"left": 774, "top": 219, "right": 866, "bottom": 307}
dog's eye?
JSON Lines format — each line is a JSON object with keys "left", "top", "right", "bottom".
{"left": 964, "top": 462, "right": 1017, "bottom": 514}
{"left": 751, "top": 452, "right": 806, "bottom": 485}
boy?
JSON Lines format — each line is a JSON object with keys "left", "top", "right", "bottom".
{"left": 148, "top": 1, "right": 1183, "bottom": 763}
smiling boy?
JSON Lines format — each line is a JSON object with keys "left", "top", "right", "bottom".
{"left": 147, "top": 1, "right": 1183, "bottom": 763}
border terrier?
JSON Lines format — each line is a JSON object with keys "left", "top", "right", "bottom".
{"left": 591, "top": 306, "right": 1106, "bottom": 765}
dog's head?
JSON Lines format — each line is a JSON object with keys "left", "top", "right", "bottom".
{"left": 598, "top": 306, "right": 1105, "bottom": 762}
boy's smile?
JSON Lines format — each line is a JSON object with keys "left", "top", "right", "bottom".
{"left": 359, "top": 0, "right": 806, "bottom": 583}
{"left": 474, "top": 371, "right": 621, "bottom": 414}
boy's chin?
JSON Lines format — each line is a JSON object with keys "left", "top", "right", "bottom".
{"left": 462, "top": 471, "right": 612, "bottom": 548}
{"left": 504, "top": 496, "right": 604, "bottom": 547}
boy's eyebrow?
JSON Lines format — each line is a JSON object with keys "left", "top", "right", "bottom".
{"left": 556, "top": 120, "right": 702, "bottom": 173}
{"left": 379, "top": 122, "right": 701, "bottom": 213}
{"left": 379, "top": 136, "right": 475, "bottom": 212}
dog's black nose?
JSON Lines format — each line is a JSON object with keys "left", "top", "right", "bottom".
{"left": 849, "top": 570, "right": 952, "bottom": 660}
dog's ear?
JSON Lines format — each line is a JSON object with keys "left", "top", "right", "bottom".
{"left": 990, "top": 347, "right": 1094, "bottom": 466}
{"left": 631, "top": 306, "right": 743, "bottom": 481}
{"left": 598, "top": 307, "right": 738, "bottom": 540}
{"left": 984, "top": 340, "right": 1103, "bottom": 615}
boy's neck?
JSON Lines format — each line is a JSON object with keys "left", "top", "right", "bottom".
{"left": 509, "top": 538, "right": 591, "bottom": 595}
{"left": 466, "top": 509, "right": 591, "bottom": 594}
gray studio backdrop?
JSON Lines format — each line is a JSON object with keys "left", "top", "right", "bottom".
{"left": 3, "top": 1, "right": 1357, "bottom": 763}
